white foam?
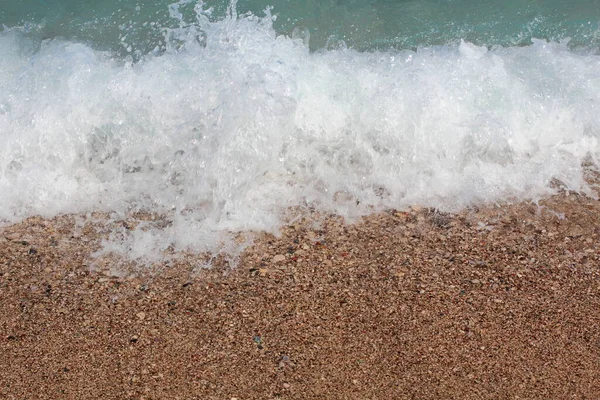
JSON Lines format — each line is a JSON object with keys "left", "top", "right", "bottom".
{"left": 1, "top": 10, "right": 600, "bottom": 261}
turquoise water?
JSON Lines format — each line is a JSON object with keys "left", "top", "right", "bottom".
{"left": 3, "top": 0, "right": 600, "bottom": 55}
{"left": 2, "top": 1, "right": 600, "bottom": 261}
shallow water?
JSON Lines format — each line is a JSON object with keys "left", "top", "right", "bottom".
{"left": 3, "top": 0, "right": 600, "bottom": 54}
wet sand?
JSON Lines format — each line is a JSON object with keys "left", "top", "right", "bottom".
{"left": 1, "top": 191, "right": 600, "bottom": 399}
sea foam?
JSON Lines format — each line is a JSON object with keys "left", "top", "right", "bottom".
{"left": 1, "top": 6, "right": 599, "bottom": 262}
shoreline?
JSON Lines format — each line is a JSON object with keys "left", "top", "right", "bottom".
{"left": 1, "top": 192, "right": 600, "bottom": 399}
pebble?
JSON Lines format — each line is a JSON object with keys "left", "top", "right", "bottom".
{"left": 273, "top": 254, "right": 286, "bottom": 262}
{"left": 136, "top": 312, "right": 146, "bottom": 320}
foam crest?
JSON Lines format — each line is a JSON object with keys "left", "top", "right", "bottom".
{"left": 1, "top": 10, "right": 600, "bottom": 261}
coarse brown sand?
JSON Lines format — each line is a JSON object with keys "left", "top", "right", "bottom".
{"left": 1, "top": 191, "right": 600, "bottom": 399}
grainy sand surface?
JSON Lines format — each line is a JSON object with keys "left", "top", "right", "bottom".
{"left": 1, "top": 192, "right": 600, "bottom": 399}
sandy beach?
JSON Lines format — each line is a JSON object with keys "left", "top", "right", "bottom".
{"left": 1, "top": 191, "right": 600, "bottom": 399}
{"left": 3, "top": 0, "right": 600, "bottom": 398}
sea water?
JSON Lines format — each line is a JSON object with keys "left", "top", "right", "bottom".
{"left": 1, "top": 0, "right": 600, "bottom": 262}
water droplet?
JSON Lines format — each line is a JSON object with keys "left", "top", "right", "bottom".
{"left": 291, "top": 26, "right": 310, "bottom": 47}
